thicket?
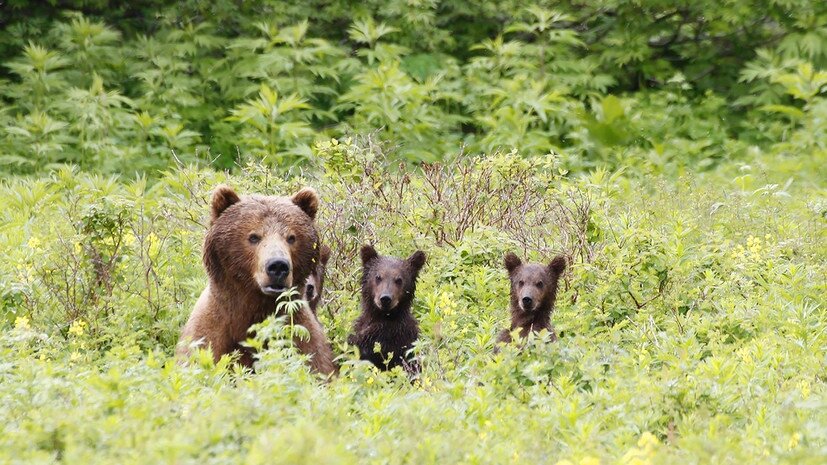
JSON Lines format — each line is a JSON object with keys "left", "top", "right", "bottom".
{"left": 1, "top": 139, "right": 826, "bottom": 463}
{"left": 1, "top": 0, "right": 827, "bottom": 173}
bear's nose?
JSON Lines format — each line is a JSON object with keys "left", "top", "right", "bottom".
{"left": 521, "top": 296, "right": 534, "bottom": 308}
{"left": 379, "top": 295, "right": 392, "bottom": 307}
{"left": 265, "top": 258, "right": 290, "bottom": 280}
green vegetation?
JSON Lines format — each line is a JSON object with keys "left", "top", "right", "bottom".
{"left": 1, "top": 0, "right": 827, "bottom": 173}
{"left": 1, "top": 1, "right": 826, "bottom": 464}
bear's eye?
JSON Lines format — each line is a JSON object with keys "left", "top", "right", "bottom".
{"left": 375, "top": 275, "right": 382, "bottom": 283}
{"left": 286, "top": 234, "right": 296, "bottom": 245}
{"left": 394, "top": 277, "right": 403, "bottom": 285}
{"left": 518, "top": 280, "right": 525, "bottom": 287}
{"left": 536, "top": 281, "right": 544, "bottom": 288}
{"left": 248, "top": 234, "right": 261, "bottom": 245}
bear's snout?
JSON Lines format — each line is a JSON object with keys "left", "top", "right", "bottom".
{"left": 305, "top": 282, "right": 316, "bottom": 300}
{"left": 379, "top": 294, "right": 392, "bottom": 308}
{"left": 266, "top": 258, "right": 290, "bottom": 280}
{"left": 521, "top": 296, "right": 534, "bottom": 311}
{"left": 259, "top": 257, "right": 291, "bottom": 296}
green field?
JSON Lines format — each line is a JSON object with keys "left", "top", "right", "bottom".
{"left": 1, "top": 1, "right": 826, "bottom": 464}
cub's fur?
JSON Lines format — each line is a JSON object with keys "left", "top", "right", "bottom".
{"left": 347, "top": 245, "right": 426, "bottom": 374}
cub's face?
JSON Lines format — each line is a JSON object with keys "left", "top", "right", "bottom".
{"left": 361, "top": 245, "right": 426, "bottom": 314}
{"left": 204, "top": 185, "right": 320, "bottom": 298}
{"left": 305, "top": 245, "right": 331, "bottom": 307}
{"left": 509, "top": 264, "right": 553, "bottom": 311}
{"left": 504, "top": 252, "right": 566, "bottom": 312}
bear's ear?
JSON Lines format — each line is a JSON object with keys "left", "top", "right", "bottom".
{"left": 211, "top": 185, "right": 240, "bottom": 221}
{"left": 548, "top": 255, "right": 566, "bottom": 275}
{"left": 407, "top": 250, "right": 426, "bottom": 272}
{"left": 360, "top": 244, "right": 379, "bottom": 267}
{"left": 292, "top": 187, "right": 319, "bottom": 219}
{"left": 504, "top": 252, "right": 522, "bottom": 274}
{"left": 320, "top": 244, "right": 332, "bottom": 266}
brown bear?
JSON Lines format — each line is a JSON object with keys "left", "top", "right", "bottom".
{"left": 176, "top": 185, "right": 337, "bottom": 376}
{"left": 347, "top": 245, "right": 426, "bottom": 374}
{"left": 496, "top": 252, "right": 566, "bottom": 345}
{"left": 305, "top": 244, "right": 331, "bottom": 315}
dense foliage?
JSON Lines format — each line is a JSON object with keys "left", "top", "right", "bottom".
{"left": 1, "top": 1, "right": 826, "bottom": 464}
{"left": 1, "top": 0, "right": 827, "bottom": 173}
{"left": 1, "top": 139, "right": 825, "bottom": 463}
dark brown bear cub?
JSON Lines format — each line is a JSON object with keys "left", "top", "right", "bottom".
{"left": 497, "top": 252, "right": 566, "bottom": 345}
{"left": 177, "top": 185, "right": 336, "bottom": 376}
{"left": 347, "top": 245, "right": 426, "bottom": 374}
{"left": 305, "top": 244, "right": 331, "bottom": 315}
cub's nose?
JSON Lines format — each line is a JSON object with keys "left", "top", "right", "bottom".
{"left": 379, "top": 295, "right": 392, "bottom": 307}
{"left": 521, "top": 296, "right": 534, "bottom": 309}
{"left": 265, "top": 258, "right": 290, "bottom": 281}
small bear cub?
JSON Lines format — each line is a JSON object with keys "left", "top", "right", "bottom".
{"left": 305, "top": 244, "right": 331, "bottom": 315}
{"left": 497, "top": 252, "right": 566, "bottom": 345}
{"left": 348, "top": 245, "right": 426, "bottom": 374}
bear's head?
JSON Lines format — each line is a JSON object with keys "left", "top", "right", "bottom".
{"left": 504, "top": 253, "right": 566, "bottom": 313}
{"left": 305, "top": 244, "right": 331, "bottom": 309}
{"left": 203, "top": 185, "right": 320, "bottom": 298}
{"left": 360, "top": 245, "right": 426, "bottom": 316}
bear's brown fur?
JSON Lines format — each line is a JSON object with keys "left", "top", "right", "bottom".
{"left": 496, "top": 253, "right": 566, "bottom": 345}
{"left": 305, "top": 244, "right": 331, "bottom": 315}
{"left": 177, "top": 185, "right": 336, "bottom": 376}
{"left": 347, "top": 245, "right": 426, "bottom": 374}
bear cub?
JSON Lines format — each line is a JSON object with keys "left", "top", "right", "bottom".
{"left": 305, "top": 244, "right": 331, "bottom": 315}
{"left": 497, "top": 252, "right": 566, "bottom": 345}
{"left": 347, "top": 245, "right": 426, "bottom": 374}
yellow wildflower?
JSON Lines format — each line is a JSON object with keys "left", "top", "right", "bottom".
{"left": 579, "top": 456, "right": 601, "bottom": 465}
{"left": 798, "top": 380, "right": 811, "bottom": 399}
{"left": 366, "top": 376, "right": 374, "bottom": 385}
{"left": 14, "top": 316, "right": 31, "bottom": 330}
{"left": 70, "top": 351, "right": 81, "bottom": 362}
{"left": 637, "top": 432, "right": 660, "bottom": 449}
{"left": 788, "top": 432, "right": 800, "bottom": 450}
{"left": 26, "top": 237, "right": 41, "bottom": 249}
{"left": 68, "top": 320, "right": 87, "bottom": 337}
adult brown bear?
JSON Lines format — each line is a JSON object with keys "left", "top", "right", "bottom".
{"left": 177, "top": 185, "right": 336, "bottom": 376}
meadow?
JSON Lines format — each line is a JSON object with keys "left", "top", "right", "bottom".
{"left": 1, "top": 1, "right": 826, "bottom": 464}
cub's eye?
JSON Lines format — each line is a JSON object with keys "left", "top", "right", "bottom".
{"left": 375, "top": 276, "right": 382, "bottom": 283}
{"left": 394, "top": 277, "right": 403, "bottom": 285}
{"left": 536, "top": 282, "right": 544, "bottom": 288}
{"left": 518, "top": 280, "right": 525, "bottom": 286}
{"left": 286, "top": 234, "right": 296, "bottom": 245}
{"left": 248, "top": 234, "right": 261, "bottom": 244}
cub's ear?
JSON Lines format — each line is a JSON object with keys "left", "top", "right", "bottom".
{"left": 407, "top": 250, "right": 426, "bottom": 272}
{"left": 548, "top": 255, "right": 567, "bottom": 275}
{"left": 292, "top": 187, "right": 319, "bottom": 219}
{"left": 319, "top": 245, "right": 332, "bottom": 266}
{"left": 504, "top": 252, "right": 522, "bottom": 274}
{"left": 360, "top": 244, "right": 379, "bottom": 267}
{"left": 211, "top": 185, "right": 240, "bottom": 222}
